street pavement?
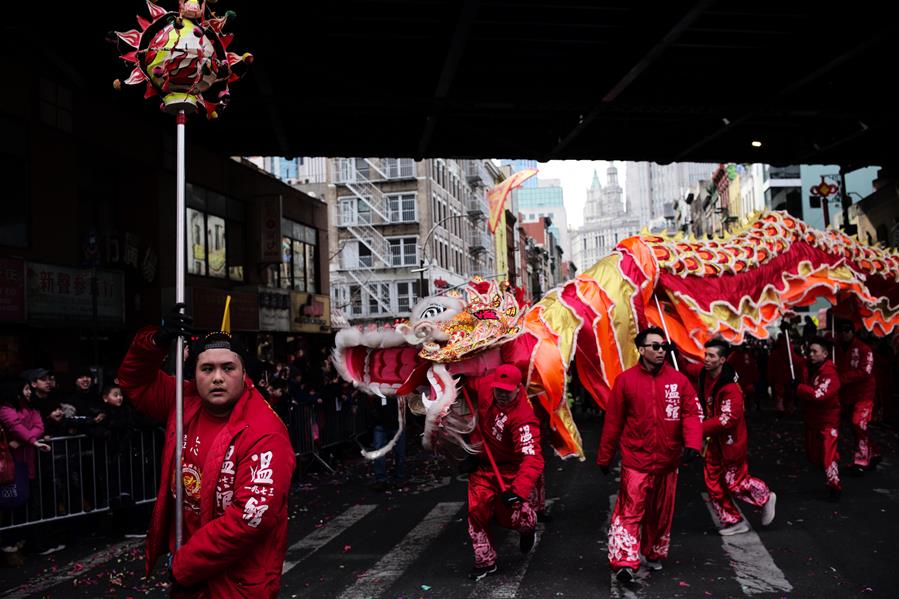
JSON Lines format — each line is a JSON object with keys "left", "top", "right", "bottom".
{"left": 1, "top": 406, "right": 898, "bottom": 598}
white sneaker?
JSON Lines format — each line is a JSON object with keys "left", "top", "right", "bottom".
{"left": 639, "top": 554, "right": 663, "bottom": 571}
{"left": 719, "top": 520, "right": 751, "bottom": 536}
{"left": 761, "top": 492, "right": 777, "bottom": 526}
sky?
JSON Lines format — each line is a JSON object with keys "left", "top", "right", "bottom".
{"left": 533, "top": 160, "right": 625, "bottom": 228}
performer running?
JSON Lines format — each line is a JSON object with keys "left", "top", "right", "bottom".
{"left": 465, "top": 364, "right": 544, "bottom": 581}
{"left": 795, "top": 336, "right": 842, "bottom": 501}
{"left": 118, "top": 306, "right": 295, "bottom": 597}
{"left": 696, "top": 339, "right": 776, "bottom": 534}
{"left": 597, "top": 327, "right": 703, "bottom": 583}
{"left": 834, "top": 320, "right": 881, "bottom": 474}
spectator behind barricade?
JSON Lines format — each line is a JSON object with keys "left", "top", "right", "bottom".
{"left": 365, "top": 393, "right": 406, "bottom": 491}
{"left": 0, "top": 378, "right": 51, "bottom": 481}
{"left": 91, "top": 384, "right": 154, "bottom": 538}
{"left": 0, "top": 378, "right": 61, "bottom": 563}
{"left": 93, "top": 385, "right": 137, "bottom": 445}
{"left": 23, "top": 368, "right": 55, "bottom": 409}
{"left": 266, "top": 378, "right": 290, "bottom": 423}
{"left": 66, "top": 368, "right": 96, "bottom": 417}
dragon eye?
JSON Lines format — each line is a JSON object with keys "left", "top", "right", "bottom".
{"left": 421, "top": 304, "right": 447, "bottom": 319}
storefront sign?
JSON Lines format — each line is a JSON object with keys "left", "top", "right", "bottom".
{"left": 0, "top": 258, "right": 25, "bottom": 323}
{"left": 259, "top": 287, "right": 291, "bottom": 332}
{"left": 260, "top": 196, "right": 283, "bottom": 264}
{"left": 192, "top": 288, "right": 259, "bottom": 332}
{"left": 290, "top": 292, "right": 331, "bottom": 333}
{"left": 26, "top": 262, "right": 124, "bottom": 323}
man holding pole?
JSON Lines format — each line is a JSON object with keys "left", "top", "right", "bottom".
{"left": 597, "top": 327, "right": 703, "bottom": 583}
{"left": 834, "top": 320, "right": 881, "bottom": 474}
{"left": 794, "top": 336, "right": 842, "bottom": 500}
{"left": 118, "top": 304, "right": 295, "bottom": 597}
{"left": 694, "top": 339, "right": 776, "bottom": 535}
{"left": 464, "top": 364, "right": 544, "bottom": 581}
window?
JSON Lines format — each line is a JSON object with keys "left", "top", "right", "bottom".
{"left": 389, "top": 237, "right": 418, "bottom": 266}
{"left": 271, "top": 219, "right": 318, "bottom": 290}
{"left": 349, "top": 285, "right": 362, "bottom": 315}
{"left": 387, "top": 193, "right": 416, "bottom": 222}
{"left": 186, "top": 185, "right": 245, "bottom": 280}
{"left": 338, "top": 196, "right": 372, "bottom": 225}
{"left": 39, "top": 77, "right": 73, "bottom": 133}
{"left": 0, "top": 152, "right": 29, "bottom": 248}
{"left": 367, "top": 282, "right": 390, "bottom": 314}
{"left": 397, "top": 281, "right": 418, "bottom": 312}
{"left": 206, "top": 214, "right": 227, "bottom": 278}
{"left": 188, "top": 208, "right": 208, "bottom": 276}
{"left": 358, "top": 242, "right": 373, "bottom": 267}
{"left": 383, "top": 158, "right": 415, "bottom": 179}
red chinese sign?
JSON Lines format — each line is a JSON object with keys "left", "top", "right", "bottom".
{"left": 0, "top": 258, "right": 25, "bottom": 323}
{"left": 26, "top": 262, "right": 124, "bottom": 323}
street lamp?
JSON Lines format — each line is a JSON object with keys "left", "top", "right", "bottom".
{"left": 417, "top": 213, "right": 475, "bottom": 299}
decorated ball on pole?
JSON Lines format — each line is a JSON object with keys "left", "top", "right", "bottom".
{"left": 110, "top": 0, "right": 252, "bottom": 117}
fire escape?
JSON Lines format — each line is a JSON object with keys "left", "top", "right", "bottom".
{"left": 334, "top": 158, "right": 393, "bottom": 313}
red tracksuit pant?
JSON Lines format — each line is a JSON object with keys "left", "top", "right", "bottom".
{"left": 850, "top": 399, "right": 880, "bottom": 467}
{"left": 529, "top": 473, "right": 546, "bottom": 513}
{"left": 704, "top": 451, "right": 770, "bottom": 525}
{"left": 805, "top": 425, "right": 841, "bottom": 490}
{"left": 468, "top": 468, "right": 537, "bottom": 568}
{"left": 607, "top": 466, "right": 677, "bottom": 570}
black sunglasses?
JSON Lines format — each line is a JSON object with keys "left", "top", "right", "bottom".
{"left": 640, "top": 342, "right": 671, "bottom": 351}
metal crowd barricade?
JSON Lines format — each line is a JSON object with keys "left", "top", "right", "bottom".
{"left": 286, "top": 395, "right": 370, "bottom": 472}
{"left": 0, "top": 428, "right": 164, "bottom": 532}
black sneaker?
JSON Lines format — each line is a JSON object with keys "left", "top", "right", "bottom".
{"left": 865, "top": 456, "right": 882, "bottom": 471}
{"left": 536, "top": 511, "right": 553, "bottom": 523}
{"left": 519, "top": 529, "right": 536, "bottom": 554}
{"left": 469, "top": 563, "right": 498, "bottom": 581}
{"left": 615, "top": 567, "right": 635, "bottom": 584}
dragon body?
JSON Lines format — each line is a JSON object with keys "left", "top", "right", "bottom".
{"left": 334, "top": 211, "right": 899, "bottom": 461}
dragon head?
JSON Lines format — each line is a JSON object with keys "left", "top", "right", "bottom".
{"left": 333, "top": 277, "right": 525, "bottom": 458}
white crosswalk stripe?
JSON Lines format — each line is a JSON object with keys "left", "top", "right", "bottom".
{"left": 282, "top": 504, "right": 378, "bottom": 574}
{"left": 467, "top": 498, "right": 558, "bottom": 599}
{"left": 0, "top": 540, "right": 143, "bottom": 599}
{"left": 336, "top": 501, "right": 464, "bottom": 599}
{"left": 701, "top": 492, "right": 793, "bottom": 595}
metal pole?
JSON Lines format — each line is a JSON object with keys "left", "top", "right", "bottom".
{"left": 784, "top": 326, "right": 795, "bottom": 380}
{"left": 418, "top": 259, "right": 428, "bottom": 297}
{"left": 174, "top": 109, "right": 187, "bottom": 550}
{"left": 653, "top": 294, "right": 679, "bottom": 371}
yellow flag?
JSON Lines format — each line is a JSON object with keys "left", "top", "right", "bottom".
{"left": 487, "top": 168, "right": 538, "bottom": 233}
{"left": 220, "top": 295, "right": 232, "bottom": 333}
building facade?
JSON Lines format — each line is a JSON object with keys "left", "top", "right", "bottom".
{"left": 0, "top": 63, "right": 330, "bottom": 377}
{"left": 625, "top": 161, "right": 718, "bottom": 230}
{"left": 290, "top": 158, "right": 499, "bottom": 324}
{"left": 514, "top": 179, "right": 572, "bottom": 259}
{"left": 571, "top": 166, "right": 641, "bottom": 272}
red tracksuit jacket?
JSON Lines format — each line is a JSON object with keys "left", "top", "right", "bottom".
{"left": 697, "top": 364, "right": 748, "bottom": 463}
{"left": 597, "top": 361, "right": 703, "bottom": 473}
{"left": 835, "top": 336, "right": 875, "bottom": 402}
{"left": 471, "top": 376, "right": 544, "bottom": 499}
{"left": 118, "top": 327, "right": 296, "bottom": 598}
{"left": 797, "top": 359, "right": 841, "bottom": 428}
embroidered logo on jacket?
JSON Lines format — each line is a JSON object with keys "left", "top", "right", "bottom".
{"left": 664, "top": 384, "right": 680, "bottom": 419}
